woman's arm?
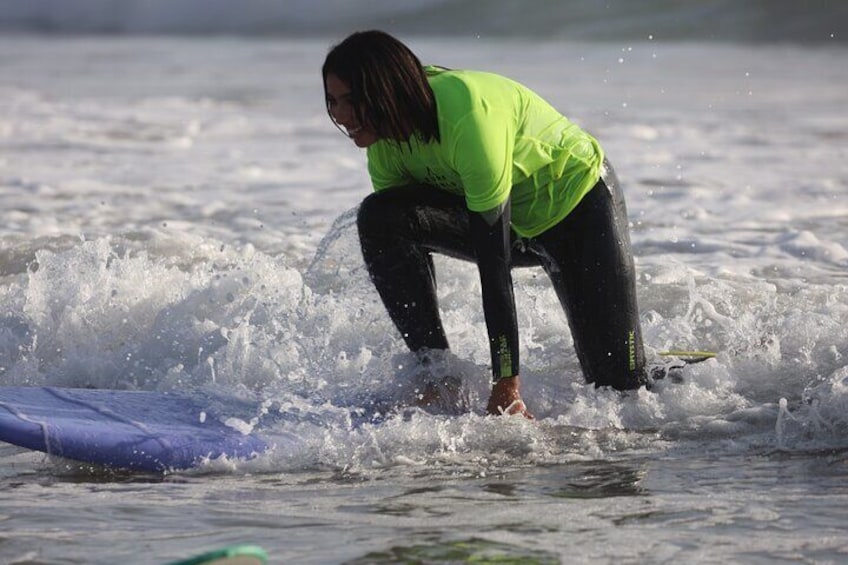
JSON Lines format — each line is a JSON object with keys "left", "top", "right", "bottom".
{"left": 469, "top": 200, "right": 532, "bottom": 417}
{"left": 469, "top": 199, "right": 518, "bottom": 379}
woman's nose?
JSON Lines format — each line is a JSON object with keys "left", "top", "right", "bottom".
{"left": 332, "top": 103, "right": 353, "bottom": 126}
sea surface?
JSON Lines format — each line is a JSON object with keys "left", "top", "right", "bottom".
{"left": 1, "top": 34, "right": 847, "bottom": 564}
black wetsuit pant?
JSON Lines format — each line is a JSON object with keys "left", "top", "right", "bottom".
{"left": 357, "top": 164, "right": 646, "bottom": 390}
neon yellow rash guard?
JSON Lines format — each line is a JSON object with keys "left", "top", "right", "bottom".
{"left": 366, "top": 66, "right": 605, "bottom": 238}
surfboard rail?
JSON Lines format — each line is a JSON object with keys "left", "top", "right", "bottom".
{"left": 0, "top": 386, "right": 269, "bottom": 472}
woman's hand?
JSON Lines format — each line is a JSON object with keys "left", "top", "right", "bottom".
{"left": 486, "top": 376, "right": 534, "bottom": 419}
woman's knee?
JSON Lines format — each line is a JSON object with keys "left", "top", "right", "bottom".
{"left": 357, "top": 191, "right": 384, "bottom": 227}
{"left": 357, "top": 190, "right": 402, "bottom": 242}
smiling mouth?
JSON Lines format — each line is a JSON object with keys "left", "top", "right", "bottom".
{"left": 345, "top": 126, "right": 363, "bottom": 137}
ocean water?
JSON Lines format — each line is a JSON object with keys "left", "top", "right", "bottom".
{"left": 1, "top": 34, "right": 847, "bottom": 564}
{"left": 1, "top": 0, "right": 845, "bottom": 42}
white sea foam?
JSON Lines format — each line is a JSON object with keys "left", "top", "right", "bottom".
{"left": 1, "top": 37, "right": 847, "bottom": 461}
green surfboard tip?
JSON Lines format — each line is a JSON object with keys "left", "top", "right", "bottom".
{"left": 658, "top": 350, "right": 717, "bottom": 363}
{"left": 166, "top": 544, "right": 268, "bottom": 565}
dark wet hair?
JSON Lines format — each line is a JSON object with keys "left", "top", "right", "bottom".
{"left": 322, "top": 30, "right": 439, "bottom": 144}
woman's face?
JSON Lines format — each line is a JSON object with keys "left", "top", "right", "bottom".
{"left": 324, "top": 73, "right": 379, "bottom": 148}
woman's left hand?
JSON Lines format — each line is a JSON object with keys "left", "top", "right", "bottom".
{"left": 487, "top": 376, "right": 534, "bottom": 419}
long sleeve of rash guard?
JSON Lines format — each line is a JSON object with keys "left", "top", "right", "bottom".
{"left": 469, "top": 200, "right": 520, "bottom": 380}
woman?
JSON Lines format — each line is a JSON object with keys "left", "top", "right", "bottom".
{"left": 322, "top": 30, "right": 647, "bottom": 418}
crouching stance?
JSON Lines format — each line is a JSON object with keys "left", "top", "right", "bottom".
{"left": 323, "top": 30, "right": 647, "bottom": 417}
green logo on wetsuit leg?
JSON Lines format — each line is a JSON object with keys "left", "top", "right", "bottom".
{"left": 498, "top": 335, "right": 514, "bottom": 378}
{"left": 628, "top": 330, "right": 636, "bottom": 371}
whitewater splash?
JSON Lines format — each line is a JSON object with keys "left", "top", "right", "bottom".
{"left": 3, "top": 223, "right": 847, "bottom": 469}
{"left": 0, "top": 36, "right": 846, "bottom": 478}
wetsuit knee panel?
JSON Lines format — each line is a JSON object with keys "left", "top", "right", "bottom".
{"left": 357, "top": 190, "right": 411, "bottom": 242}
{"left": 357, "top": 191, "right": 386, "bottom": 230}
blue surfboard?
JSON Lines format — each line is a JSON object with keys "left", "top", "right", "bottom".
{"left": 0, "top": 386, "right": 269, "bottom": 472}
